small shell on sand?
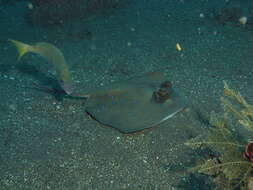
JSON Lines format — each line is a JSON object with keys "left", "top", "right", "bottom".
{"left": 238, "top": 16, "right": 247, "bottom": 25}
{"left": 176, "top": 43, "right": 182, "bottom": 51}
{"left": 27, "top": 3, "right": 33, "bottom": 10}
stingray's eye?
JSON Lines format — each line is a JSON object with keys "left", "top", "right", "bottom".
{"left": 160, "top": 81, "right": 172, "bottom": 88}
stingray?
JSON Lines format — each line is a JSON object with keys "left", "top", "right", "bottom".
{"left": 74, "top": 71, "right": 186, "bottom": 133}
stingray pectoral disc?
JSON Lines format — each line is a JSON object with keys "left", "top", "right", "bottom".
{"left": 85, "top": 72, "right": 186, "bottom": 133}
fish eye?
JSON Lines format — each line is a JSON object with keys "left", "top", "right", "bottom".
{"left": 58, "top": 79, "right": 65, "bottom": 84}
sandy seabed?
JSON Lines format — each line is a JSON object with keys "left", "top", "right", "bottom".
{"left": 0, "top": 0, "right": 253, "bottom": 189}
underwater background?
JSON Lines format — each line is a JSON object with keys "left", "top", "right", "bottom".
{"left": 1, "top": 0, "right": 253, "bottom": 189}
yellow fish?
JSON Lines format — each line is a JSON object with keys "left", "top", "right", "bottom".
{"left": 9, "top": 39, "right": 73, "bottom": 95}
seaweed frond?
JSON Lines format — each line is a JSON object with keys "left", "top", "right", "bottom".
{"left": 222, "top": 81, "right": 253, "bottom": 132}
{"left": 185, "top": 81, "right": 253, "bottom": 189}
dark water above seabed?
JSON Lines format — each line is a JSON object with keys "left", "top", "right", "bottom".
{"left": 0, "top": 0, "right": 253, "bottom": 189}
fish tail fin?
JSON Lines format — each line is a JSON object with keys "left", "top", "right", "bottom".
{"left": 8, "top": 39, "right": 33, "bottom": 61}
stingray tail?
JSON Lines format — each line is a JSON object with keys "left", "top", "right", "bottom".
{"left": 9, "top": 39, "right": 33, "bottom": 61}
{"left": 69, "top": 92, "right": 90, "bottom": 99}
